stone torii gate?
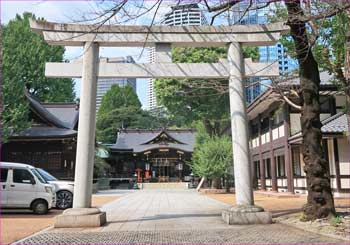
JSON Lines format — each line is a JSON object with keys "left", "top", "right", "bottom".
{"left": 30, "top": 20, "right": 287, "bottom": 227}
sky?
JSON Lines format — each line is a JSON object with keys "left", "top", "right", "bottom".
{"left": 1, "top": 0, "right": 175, "bottom": 108}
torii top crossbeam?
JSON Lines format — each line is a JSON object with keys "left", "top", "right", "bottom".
{"left": 30, "top": 19, "right": 289, "bottom": 47}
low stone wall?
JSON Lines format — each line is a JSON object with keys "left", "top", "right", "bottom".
{"left": 199, "top": 188, "right": 235, "bottom": 194}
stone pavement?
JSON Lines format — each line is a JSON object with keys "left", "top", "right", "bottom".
{"left": 15, "top": 190, "right": 346, "bottom": 244}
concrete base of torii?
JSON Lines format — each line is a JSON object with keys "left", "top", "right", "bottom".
{"left": 54, "top": 208, "right": 106, "bottom": 228}
{"left": 222, "top": 205, "right": 272, "bottom": 225}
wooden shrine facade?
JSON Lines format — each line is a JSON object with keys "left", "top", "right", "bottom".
{"left": 106, "top": 129, "right": 195, "bottom": 182}
{"left": 1, "top": 92, "right": 79, "bottom": 179}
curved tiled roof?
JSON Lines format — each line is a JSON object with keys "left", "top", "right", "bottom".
{"left": 8, "top": 91, "right": 78, "bottom": 139}
{"left": 25, "top": 91, "right": 72, "bottom": 129}
{"left": 321, "top": 112, "right": 348, "bottom": 133}
{"left": 288, "top": 112, "right": 348, "bottom": 143}
{"left": 108, "top": 129, "right": 196, "bottom": 153}
{"left": 10, "top": 127, "right": 77, "bottom": 139}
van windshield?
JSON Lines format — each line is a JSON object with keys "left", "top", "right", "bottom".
{"left": 31, "top": 169, "right": 47, "bottom": 183}
{"left": 36, "top": 168, "right": 57, "bottom": 181}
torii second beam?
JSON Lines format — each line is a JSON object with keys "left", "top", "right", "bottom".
{"left": 45, "top": 58, "right": 279, "bottom": 79}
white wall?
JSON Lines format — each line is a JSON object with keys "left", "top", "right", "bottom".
{"left": 338, "top": 138, "right": 350, "bottom": 175}
{"left": 290, "top": 113, "right": 301, "bottom": 135}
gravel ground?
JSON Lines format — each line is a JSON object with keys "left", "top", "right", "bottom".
{"left": 205, "top": 193, "right": 350, "bottom": 217}
{"left": 206, "top": 192, "right": 350, "bottom": 241}
{"left": 276, "top": 208, "right": 350, "bottom": 241}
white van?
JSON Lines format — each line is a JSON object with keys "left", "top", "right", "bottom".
{"left": 0, "top": 162, "right": 55, "bottom": 214}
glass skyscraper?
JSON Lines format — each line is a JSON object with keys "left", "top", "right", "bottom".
{"left": 231, "top": 1, "right": 298, "bottom": 103}
{"left": 147, "top": 3, "right": 207, "bottom": 110}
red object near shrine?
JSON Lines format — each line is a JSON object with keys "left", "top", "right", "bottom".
{"left": 145, "top": 170, "right": 150, "bottom": 180}
{"left": 136, "top": 168, "right": 143, "bottom": 183}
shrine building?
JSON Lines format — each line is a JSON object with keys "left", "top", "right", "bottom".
{"left": 105, "top": 129, "right": 196, "bottom": 183}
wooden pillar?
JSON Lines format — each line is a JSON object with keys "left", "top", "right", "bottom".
{"left": 258, "top": 115, "right": 266, "bottom": 190}
{"left": 283, "top": 105, "right": 294, "bottom": 193}
{"left": 269, "top": 117, "right": 278, "bottom": 192}
{"left": 333, "top": 138, "right": 341, "bottom": 192}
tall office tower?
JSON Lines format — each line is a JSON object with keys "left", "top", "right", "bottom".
{"left": 231, "top": 1, "right": 298, "bottom": 103}
{"left": 146, "top": 3, "right": 207, "bottom": 110}
{"left": 162, "top": 3, "right": 208, "bottom": 26}
{"left": 96, "top": 56, "right": 137, "bottom": 112}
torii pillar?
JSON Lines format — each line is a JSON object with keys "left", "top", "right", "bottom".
{"left": 55, "top": 42, "right": 107, "bottom": 228}
{"left": 221, "top": 42, "right": 272, "bottom": 225}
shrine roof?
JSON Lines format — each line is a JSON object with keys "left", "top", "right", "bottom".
{"left": 108, "top": 129, "right": 196, "bottom": 153}
{"left": 6, "top": 92, "right": 78, "bottom": 140}
{"left": 9, "top": 127, "right": 77, "bottom": 140}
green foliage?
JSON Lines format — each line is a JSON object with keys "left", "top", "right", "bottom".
{"left": 94, "top": 156, "right": 110, "bottom": 178}
{"left": 270, "top": 3, "right": 349, "bottom": 82}
{"left": 96, "top": 85, "right": 141, "bottom": 143}
{"left": 96, "top": 85, "right": 165, "bottom": 143}
{"left": 155, "top": 46, "right": 258, "bottom": 135}
{"left": 190, "top": 122, "right": 233, "bottom": 180}
{"left": 330, "top": 214, "right": 342, "bottom": 227}
{"left": 2, "top": 13, "right": 75, "bottom": 141}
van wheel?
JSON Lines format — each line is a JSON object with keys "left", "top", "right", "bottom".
{"left": 32, "top": 200, "right": 48, "bottom": 214}
{"left": 56, "top": 190, "right": 73, "bottom": 209}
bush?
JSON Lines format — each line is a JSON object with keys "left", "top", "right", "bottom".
{"left": 189, "top": 124, "right": 233, "bottom": 188}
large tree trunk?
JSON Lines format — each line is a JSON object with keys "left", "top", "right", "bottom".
{"left": 286, "top": 1, "right": 335, "bottom": 220}
{"left": 211, "top": 177, "right": 222, "bottom": 189}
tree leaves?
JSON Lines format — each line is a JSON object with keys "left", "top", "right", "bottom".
{"left": 96, "top": 85, "right": 166, "bottom": 143}
{"left": 154, "top": 46, "right": 258, "bottom": 135}
{"left": 2, "top": 13, "right": 75, "bottom": 141}
{"left": 190, "top": 122, "right": 233, "bottom": 179}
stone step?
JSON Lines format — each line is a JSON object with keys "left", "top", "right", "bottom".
{"left": 139, "top": 182, "right": 189, "bottom": 189}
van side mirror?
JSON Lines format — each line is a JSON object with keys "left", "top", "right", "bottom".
{"left": 30, "top": 176, "right": 36, "bottom": 185}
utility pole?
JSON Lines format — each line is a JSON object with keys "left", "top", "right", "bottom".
{"left": 345, "top": 29, "right": 350, "bottom": 144}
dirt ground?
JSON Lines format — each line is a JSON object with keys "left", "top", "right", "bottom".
{"left": 0, "top": 195, "right": 118, "bottom": 245}
{"left": 205, "top": 193, "right": 350, "bottom": 216}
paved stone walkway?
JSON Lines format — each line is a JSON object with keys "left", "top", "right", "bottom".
{"left": 102, "top": 189, "right": 231, "bottom": 231}
{"left": 16, "top": 190, "right": 345, "bottom": 244}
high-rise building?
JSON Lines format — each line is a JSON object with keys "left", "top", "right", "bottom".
{"left": 231, "top": 1, "right": 298, "bottom": 103}
{"left": 147, "top": 3, "right": 207, "bottom": 110}
{"left": 96, "top": 56, "right": 136, "bottom": 112}
{"left": 162, "top": 3, "right": 208, "bottom": 26}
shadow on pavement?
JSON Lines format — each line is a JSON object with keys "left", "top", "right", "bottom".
{"left": 107, "top": 213, "right": 221, "bottom": 223}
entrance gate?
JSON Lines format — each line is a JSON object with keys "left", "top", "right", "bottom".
{"left": 30, "top": 20, "right": 287, "bottom": 226}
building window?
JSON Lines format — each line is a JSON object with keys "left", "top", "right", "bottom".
{"left": 320, "top": 96, "right": 331, "bottom": 113}
{"left": 276, "top": 155, "right": 285, "bottom": 177}
{"left": 0, "top": 168, "right": 8, "bottom": 182}
{"left": 273, "top": 110, "right": 284, "bottom": 126}
{"left": 261, "top": 118, "right": 269, "bottom": 134}
{"left": 292, "top": 147, "right": 301, "bottom": 176}
{"left": 254, "top": 160, "right": 260, "bottom": 178}
{"left": 264, "top": 158, "right": 271, "bottom": 178}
